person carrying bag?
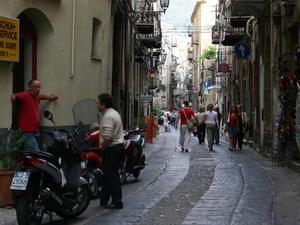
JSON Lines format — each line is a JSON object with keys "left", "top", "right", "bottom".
{"left": 175, "top": 101, "right": 195, "bottom": 152}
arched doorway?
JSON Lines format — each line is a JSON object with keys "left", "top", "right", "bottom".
{"left": 11, "top": 8, "right": 53, "bottom": 128}
{"left": 12, "top": 13, "right": 37, "bottom": 93}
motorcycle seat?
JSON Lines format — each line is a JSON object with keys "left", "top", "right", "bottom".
{"left": 19, "top": 151, "right": 59, "bottom": 167}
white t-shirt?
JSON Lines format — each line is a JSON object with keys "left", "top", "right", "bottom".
{"left": 205, "top": 111, "right": 218, "bottom": 124}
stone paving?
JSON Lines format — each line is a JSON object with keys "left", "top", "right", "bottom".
{"left": 183, "top": 143, "right": 273, "bottom": 225}
{"left": 1, "top": 129, "right": 300, "bottom": 225}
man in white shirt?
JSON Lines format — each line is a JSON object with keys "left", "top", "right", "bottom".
{"left": 97, "top": 93, "right": 124, "bottom": 209}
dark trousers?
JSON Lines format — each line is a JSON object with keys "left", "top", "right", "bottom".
{"left": 237, "top": 131, "right": 244, "bottom": 149}
{"left": 197, "top": 124, "right": 206, "bottom": 144}
{"left": 214, "top": 129, "right": 220, "bottom": 144}
{"left": 100, "top": 144, "right": 124, "bottom": 207}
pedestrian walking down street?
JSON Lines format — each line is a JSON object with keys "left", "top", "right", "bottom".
{"left": 175, "top": 101, "right": 195, "bottom": 152}
{"left": 214, "top": 105, "right": 222, "bottom": 145}
{"left": 195, "top": 105, "right": 206, "bottom": 144}
{"left": 237, "top": 104, "right": 248, "bottom": 150}
{"left": 11, "top": 80, "right": 58, "bottom": 151}
{"left": 96, "top": 93, "right": 124, "bottom": 209}
{"left": 204, "top": 104, "right": 219, "bottom": 151}
{"left": 227, "top": 105, "right": 239, "bottom": 151}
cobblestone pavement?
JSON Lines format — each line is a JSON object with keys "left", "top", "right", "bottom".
{"left": 1, "top": 129, "right": 300, "bottom": 225}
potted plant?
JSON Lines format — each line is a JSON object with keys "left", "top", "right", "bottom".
{"left": 0, "top": 129, "right": 27, "bottom": 206}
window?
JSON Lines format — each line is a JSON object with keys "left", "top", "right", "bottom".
{"left": 91, "top": 18, "right": 102, "bottom": 59}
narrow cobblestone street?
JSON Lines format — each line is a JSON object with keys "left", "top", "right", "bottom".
{"left": 1, "top": 127, "right": 300, "bottom": 225}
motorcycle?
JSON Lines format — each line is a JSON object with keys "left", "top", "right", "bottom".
{"left": 11, "top": 111, "right": 90, "bottom": 225}
{"left": 119, "top": 128, "right": 146, "bottom": 184}
{"left": 72, "top": 99, "right": 104, "bottom": 199}
{"left": 72, "top": 99, "right": 146, "bottom": 187}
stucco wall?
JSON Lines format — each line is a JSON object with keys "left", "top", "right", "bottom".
{"left": 0, "top": 0, "right": 113, "bottom": 128}
{"left": 0, "top": 62, "right": 12, "bottom": 128}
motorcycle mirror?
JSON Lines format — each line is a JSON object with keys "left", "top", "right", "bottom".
{"left": 44, "top": 110, "right": 55, "bottom": 123}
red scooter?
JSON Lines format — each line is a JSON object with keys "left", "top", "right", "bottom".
{"left": 80, "top": 129, "right": 104, "bottom": 198}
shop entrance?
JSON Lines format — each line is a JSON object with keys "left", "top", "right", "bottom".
{"left": 12, "top": 13, "right": 37, "bottom": 93}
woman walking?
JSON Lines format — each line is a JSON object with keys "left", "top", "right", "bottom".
{"left": 175, "top": 101, "right": 195, "bottom": 152}
{"left": 204, "top": 104, "right": 218, "bottom": 151}
{"left": 227, "top": 105, "right": 239, "bottom": 151}
{"left": 195, "top": 105, "right": 206, "bottom": 144}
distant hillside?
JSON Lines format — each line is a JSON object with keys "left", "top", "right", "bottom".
{"left": 162, "top": 0, "right": 198, "bottom": 26}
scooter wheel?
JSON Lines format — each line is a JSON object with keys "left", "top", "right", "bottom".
{"left": 119, "top": 157, "right": 127, "bottom": 185}
{"left": 132, "top": 170, "right": 140, "bottom": 179}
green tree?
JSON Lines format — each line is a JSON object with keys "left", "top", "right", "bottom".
{"left": 198, "top": 46, "right": 216, "bottom": 61}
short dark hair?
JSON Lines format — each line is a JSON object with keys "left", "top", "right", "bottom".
{"left": 183, "top": 101, "right": 189, "bottom": 107}
{"left": 28, "top": 79, "right": 38, "bottom": 87}
{"left": 28, "top": 80, "right": 34, "bottom": 87}
{"left": 98, "top": 93, "right": 112, "bottom": 108}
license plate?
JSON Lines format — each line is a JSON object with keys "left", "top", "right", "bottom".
{"left": 10, "top": 172, "right": 30, "bottom": 190}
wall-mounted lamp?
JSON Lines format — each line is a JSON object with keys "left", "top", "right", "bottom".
{"left": 281, "top": 1, "right": 296, "bottom": 16}
{"left": 160, "top": 50, "right": 167, "bottom": 63}
{"left": 272, "top": 0, "right": 296, "bottom": 26}
{"left": 160, "top": 0, "right": 170, "bottom": 13}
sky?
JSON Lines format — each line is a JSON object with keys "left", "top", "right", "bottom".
{"left": 161, "top": 0, "right": 199, "bottom": 26}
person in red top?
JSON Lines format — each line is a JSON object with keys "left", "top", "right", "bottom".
{"left": 175, "top": 101, "right": 195, "bottom": 152}
{"left": 226, "top": 105, "right": 239, "bottom": 151}
{"left": 11, "top": 80, "right": 58, "bottom": 151}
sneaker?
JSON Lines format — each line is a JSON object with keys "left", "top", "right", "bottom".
{"left": 185, "top": 149, "right": 189, "bottom": 152}
{"left": 181, "top": 148, "right": 184, "bottom": 152}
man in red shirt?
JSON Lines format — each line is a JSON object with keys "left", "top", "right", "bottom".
{"left": 11, "top": 80, "right": 58, "bottom": 151}
{"left": 175, "top": 101, "right": 195, "bottom": 152}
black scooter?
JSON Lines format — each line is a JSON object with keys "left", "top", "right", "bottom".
{"left": 119, "top": 128, "right": 146, "bottom": 184}
{"left": 11, "top": 111, "right": 90, "bottom": 225}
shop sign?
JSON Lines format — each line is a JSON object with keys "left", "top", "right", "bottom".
{"left": 218, "top": 63, "right": 230, "bottom": 73}
{"left": 0, "top": 16, "right": 19, "bottom": 62}
{"left": 149, "top": 69, "right": 156, "bottom": 79}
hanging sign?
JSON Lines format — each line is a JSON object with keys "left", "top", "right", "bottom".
{"left": 149, "top": 69, "right": 156, "bottom": 79}
{"left": 0, "top": 16, "right": 19, "bottom": 62}
{"left": 218, "top": 63, "right": 230, "bottom": 73}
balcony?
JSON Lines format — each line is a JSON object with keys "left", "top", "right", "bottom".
{"left": 170, "top": 64, "right": 177, "bottom": 72}
{"left": 187, "top": 47, "right": 193, "bottom": 61}
{"left": 137, "top": 11, "right": 162, "bottom": 48}
{"left": 230, "top": 0, "right": 265, "bottom": 18}
{"left": 230, "top": 16, "right": 252, "bottom": 28}
{"left": 212, "top": 25, "right": 221, "bottom": 45}
{"left": 135, "top": 11, "right": 155, "bottom": 34}
{"left": 221, "top": 27, "right": 244, "bottom": 46}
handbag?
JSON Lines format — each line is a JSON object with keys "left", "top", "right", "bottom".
{"left": 182, "top": 109, "right": 194, "bottom": 131}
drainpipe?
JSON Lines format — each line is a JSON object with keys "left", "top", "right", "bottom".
{"left": 70, "top": 0, "right": 76, "bottom": 78}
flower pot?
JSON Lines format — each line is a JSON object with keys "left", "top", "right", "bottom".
{"left": 0, "top": 170, "right": 13, "bottom": 206}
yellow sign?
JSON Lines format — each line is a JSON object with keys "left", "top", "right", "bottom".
{"left": 149, "top": 73, "right": 155, "bottom": 79}
{"left": 0, "top": 16, "right": 19, "bottom": 62}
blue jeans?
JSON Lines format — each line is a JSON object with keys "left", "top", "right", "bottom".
{"left": 24, "top": 132, "right": 40, "bottom": 151}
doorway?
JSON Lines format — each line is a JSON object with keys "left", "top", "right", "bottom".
{"left": 12, "top": 13, "right": 37, "bottom": 93}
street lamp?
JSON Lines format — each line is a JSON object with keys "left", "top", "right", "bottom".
{"left": 160, "top": 0, "right": 170, "bottom": 13}
{"left": 161, "top": 51, "right": 167, "bottom": 63}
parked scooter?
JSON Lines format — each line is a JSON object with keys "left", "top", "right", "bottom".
{"left": 80, "top": 128, "right": 104, "bottom": 198}
{"left": 72, "top": 99, "right": 104, "bottom": 199}
{"left": 11, "top": 111, "right": 90, "bottom": 225}
{"left": 119, "top": 128, "right": 146, "bottom": 184}
{"left": 72, "top": 98, "right": 146, "bottom": 187}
